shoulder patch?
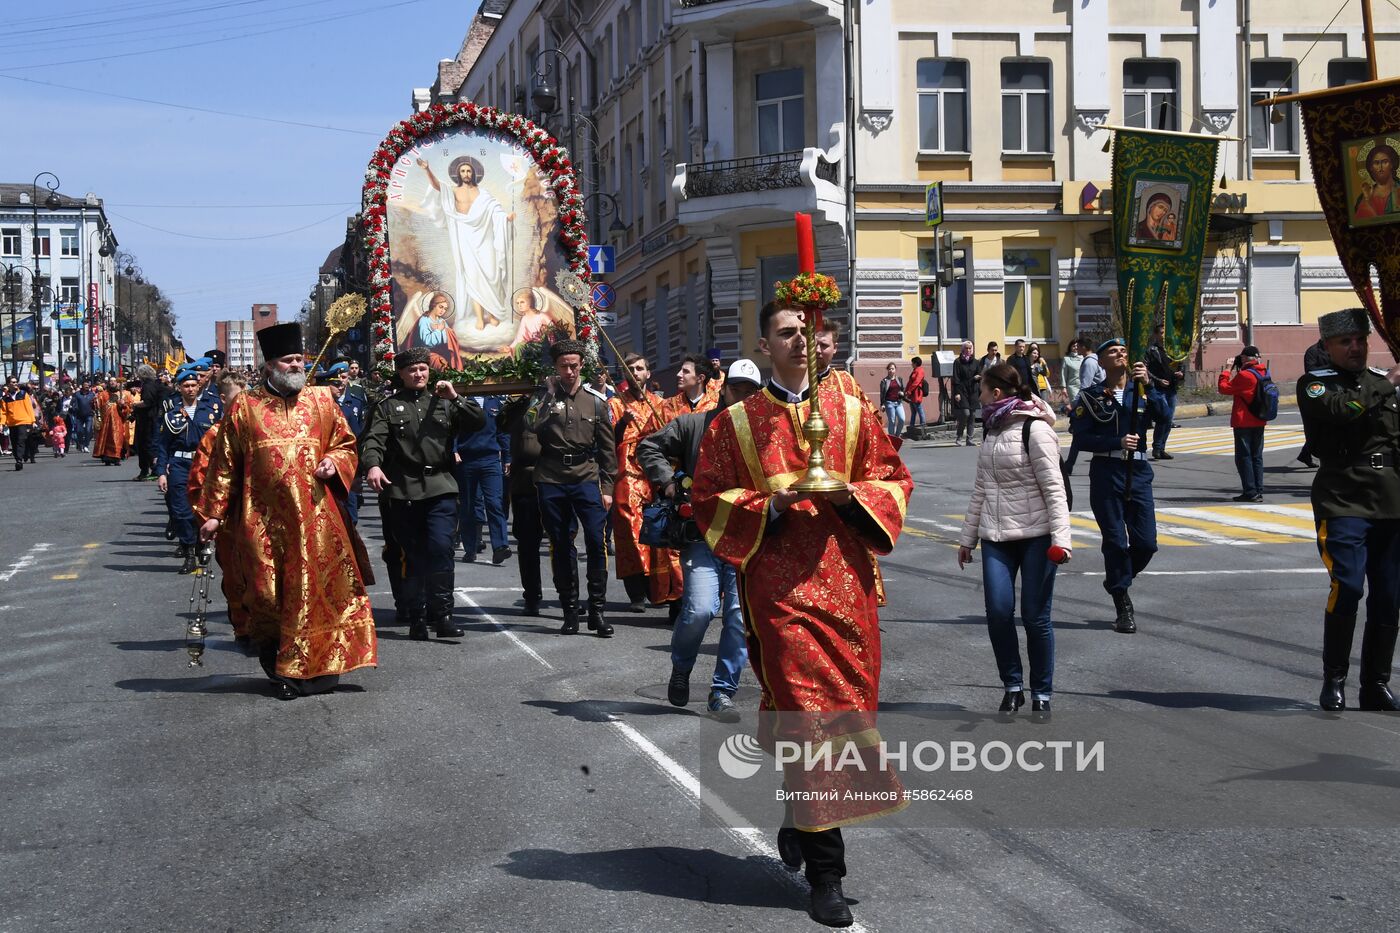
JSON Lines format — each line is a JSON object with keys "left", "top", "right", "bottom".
{"left": 1306, "top": 369, "right": 1338, "bottom": 377}
{"left": 1074, "top": 405, "right": 1085, "bottom": 417}
{"left": 1369, "top": 366, "right": 1390, "bottom": 376}
{"left": 1305, "top": 381, "right": 1326, "bottom": 398}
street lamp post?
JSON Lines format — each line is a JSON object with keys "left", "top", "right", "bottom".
{"left": 3, "top": 262, "right": 36, "bottom": 380}
{"left": 30, "top": 172, "right": 62, "bottom": 389}
{"left": 530, "top": 49, "right": 615, "bottom": 246}
{"left": 87, "top": 226, "right": 112, "bottom": 376}
{"left": 582, "top": 192, "right": 628, "bottom": 240}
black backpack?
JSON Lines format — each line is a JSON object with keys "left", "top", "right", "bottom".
{"left": 1023, "top": 418, "right": 1073, "bottom": 511}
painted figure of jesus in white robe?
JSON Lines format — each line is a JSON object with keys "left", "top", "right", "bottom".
{"left": 417, "top": 155, "right": 512, "bottom": 346}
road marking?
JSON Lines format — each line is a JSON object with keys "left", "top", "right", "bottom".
{"left": 1060, "top": 568, "right": 1327, "bottom": 576}
{"left": 454, "top": 590, "right": 873, "bottom": 931}
{"left": 1162, "top": 507, "right": 1315, "bottom": 540}
{"left": 83, "top": 542, "right": 100, "bottom": 549}
{"left": 454, "top": 587, "right": 554, "bottom": 669}
{"left": 51, "top": 574, "right": 78, "bottom": 580}
{"left": 0, "top": 543, "right": 53, "bottom": 583}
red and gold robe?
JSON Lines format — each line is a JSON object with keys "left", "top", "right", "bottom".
{"left": 702, "top": 372, "right": 725, "bottom": 410}
{"left": 608, "top": 390, "right": 681, "bottom": 603}
{"left": 187, "top": 424, "right": 249, "bottom": 638}
{"left": 823, "top": 367, "right": 890, "bottom": 605}
{"left": 693, "top": 378, "right": 913, "bottom": 831}
{"left": 193, "top": 385, "right": 376, "bottom": 680}
{"left": 91, "top": 388, "right": 130, "bottom": 461}
{"left": 661, "top": 391, "right": 717, "bottom": 422}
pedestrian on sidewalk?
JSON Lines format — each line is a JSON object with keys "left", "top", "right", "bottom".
{"left": 1061, "top": 339, "right": 1085, "bottom": 414}
{"left": 952, "top": 340, "right": 978, "bottom": 446}
{"left": 1218, "top": 345, "right": 1271, "bottom": 502}
{"left": 879, "top": 362, "right": 906, "bottom": 437}
{"left": 1297, "top": 308, "right": 1400, "bottom": 712}
{"left": 1070, "top": 338, "right": 1167, "bottom": 634}
{"left": 638, "top": 359, "right": 764, "bottom": 723}
{"left": 1028, "top": 344, "right": 1053, "bottom": 407}
{"left": 905, "top": 355, "right": 929, "bottom": 432}
{"left": 958, "top": 363, "right": 1070, "bottom": 718}
{"left": 1146, "top": 325, "right": 1185, "bottom": 459}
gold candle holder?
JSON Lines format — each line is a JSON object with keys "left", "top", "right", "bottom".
{"left": 792, "top": 306, "right": 847, "bottom": 494}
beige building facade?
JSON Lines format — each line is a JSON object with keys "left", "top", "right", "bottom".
{"left": 852, "top": 0, "right": 1400, "bottom": 392}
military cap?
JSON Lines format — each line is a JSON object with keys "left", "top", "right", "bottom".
{"left": 549, "top": 339, "right": 586, "bottom": 361}
{"left": 1096, "top": 337, "right": 1127, "bottom": 354}
{"left": 394, "top": 346, "right": 432, "bottom": 369}
{"left": 1318, "top": 308, "right": 1371, "bottom": 339}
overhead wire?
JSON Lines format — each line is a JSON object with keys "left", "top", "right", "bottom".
{"left": 5, "top": 0, "right": 284, "bottom": 38}
{"left": 106, "top": 207, "right": 349, "bottom": 241}
{"left": 0, "top": 0, "right": 427, "bottom": 72}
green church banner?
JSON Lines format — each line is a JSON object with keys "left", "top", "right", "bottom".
{"left": 1111, "top": 128, "right": 1221, "bottom": 364}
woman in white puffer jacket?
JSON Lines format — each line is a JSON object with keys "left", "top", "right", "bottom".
{"left": 957, "top": 363, "right": 1072, "bottom": 718}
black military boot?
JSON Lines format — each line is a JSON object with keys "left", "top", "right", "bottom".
{"left": 406, "top": 607, "right": 429, "bottom": 641}
{"left": 559, "top": 579, "right": 580, "bottom": 634}
{"left": 177, "top": 545, "right": 196, "bottom": 575}
{"left": 1319, "top": 613, "right": 1356, "bottom": 711}
{"left": 588, "top": 604, "right": 613, "bottom": 638}
{"left": 429, "top": 572, "right": 464, "bottom": 638}
{"left": 1358, "top": 622, "right": 1400, "bottom": 711}
{"left": 1112, "top": 590, "right": 1136, "bottom": 634}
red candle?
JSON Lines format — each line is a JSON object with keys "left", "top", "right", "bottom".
{"left": 795, "top": 212, "right": 815, "bottom": 273}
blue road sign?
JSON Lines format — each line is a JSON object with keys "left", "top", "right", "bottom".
{"left": 587, "top": 244, "right": 616, "bottom": 275}
{"left": 590, "top": 282, "right": 617, "bottom": 310}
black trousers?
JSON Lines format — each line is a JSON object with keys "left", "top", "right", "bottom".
{"left": 378, "top": 493, "right": 404, "bottom": 612}
{"left": 385, "top": 494, "right": 458, "bottom": 620}
{"left": 799, "top": 828, "right": 846, "bottom": 884}
{"left": 537, "top": 481, "right": 608, "bottom": 613}
{"left": 135, "top": 418, "right": 156, "bottom": 473}
{"left": 9, "top": 424, "right": 31, "bottom": 465}
{"left": 512, "top": 491, "right": 545, "bottom": 603}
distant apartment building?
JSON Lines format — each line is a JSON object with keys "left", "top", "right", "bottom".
{"left": 250, "top": 303, "right": 278, "bottom": 364}
{"left": 215, "top": 318, "right": 256, "bottom": 369}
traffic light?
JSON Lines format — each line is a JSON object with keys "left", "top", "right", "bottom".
{"left": 919, "top": 282, "right": 937, "bottom": 314}
{"left": 938, "top": 229, "right": 967, "bottom": 286}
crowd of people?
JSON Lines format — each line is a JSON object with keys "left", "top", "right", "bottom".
{"left": 4, "top": 299, "right": 1398, "bottom": 928}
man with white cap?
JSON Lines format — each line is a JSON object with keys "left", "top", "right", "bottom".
{"left": 637, "top": 359, "right": 763, "bottom": 721}
{"left": 1298, "top": 307, "right": 1400, "bottom": 711}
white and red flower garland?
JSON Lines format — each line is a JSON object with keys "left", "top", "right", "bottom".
{"left": 361, "top": 102, "right": 598, "bottom": 374}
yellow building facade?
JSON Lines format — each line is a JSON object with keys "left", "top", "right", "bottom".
{"left": 851, "top": 0, "right": 1400, "bottom": 391}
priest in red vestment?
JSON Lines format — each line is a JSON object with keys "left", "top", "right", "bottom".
{"left": 609, "top": 352, "right": 681, "bottom": 613}
{"left": 91, "top": 378, "right": 130, "bottom": 464}
{"left": 693, "top": 301, "right": 913, "bottom": 928}
{"left": 193, "top": 323, "right": 376, "bottom": 700}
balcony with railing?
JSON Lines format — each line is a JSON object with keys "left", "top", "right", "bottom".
{"left": 672, "top": 147, "right": 845, "bottom": 229}
{"left": 673, "top": 0, "right": 841, "bottom": 41}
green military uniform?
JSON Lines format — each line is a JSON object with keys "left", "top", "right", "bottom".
{"left": 1296, "top": 307, "right": 1400, "bottom": 712}
{"left": 361, "top": 376, "right": 485, "bottom": 639}
{"left": 527, "top": 372, "right": 618, "bottom": 635}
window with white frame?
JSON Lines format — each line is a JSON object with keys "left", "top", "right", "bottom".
{"left": 59, "top": 277, "right": 80, "bottom": 304}
{"left": 755, "top": 68, "right": 804, "bottom": 154}
{"left": 1123, "top": 60, "right": 1179, "bottom": 131}
{"left": 32, "top": 229, "right": 51, "bottom": 258}
{"left": 917, "top": 59, "right": 969, "bottom": 152}
{"left": 1250, "top": 60, "right": 1297, "bottom": 153}
{"left": 1328, "top": 59, "right": 1369, "bottom": 87}
{"left": 1, "top": 228, "right": 19, "bottom": 256}
{"left": 60, "top": 229, "right": 79, "bottom": 257}
{"left": 1001, "top": 60, "right": 1051, "bottom": 154}
{"left": 1003, "top": 249, "right": 1055, "bottom": 341}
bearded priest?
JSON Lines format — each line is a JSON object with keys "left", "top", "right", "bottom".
{"left": 193, "top": 322, "right": 377, "bottom": 700}
{"left": 692, "top": 300, "right": 913, "bottom": 928}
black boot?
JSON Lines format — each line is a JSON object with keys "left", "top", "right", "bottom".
{"left": 1112, "top": 590, "right": 1136, "bottom": 634}
{"left": 1358, "top": 623, "right": 1400, "bottom": 711}
{"left": 588, "top": 605, "right": 613, "bottom": 638}
{"left": 560, "top": 606, "right": 580, "bottom": 635}
{"left": 1320, "top": 613, "right": 1356, "bottom": 711}
{"left": 177, "top": 545, "right": 196, "bottom": 575}
{"left": 427, "top": 572, "right": 463, "bottom": 637}
{"left": 406, "top": 608, "right": 429, "bottom": 641}
{"left": 809, "top": 881, "right": 854, "bottom": 927}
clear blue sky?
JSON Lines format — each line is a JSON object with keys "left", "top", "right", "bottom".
{"left": 0, "top": 0, "right": 476, "bottom": 354}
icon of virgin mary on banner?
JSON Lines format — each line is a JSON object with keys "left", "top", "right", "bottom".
{"left": 385, "top": 125, "right": 577, "bottom": 360}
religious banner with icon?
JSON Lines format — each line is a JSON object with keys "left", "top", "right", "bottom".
{"left": 1300, "top": 78, "right": 1400, "bottom": 356}
{"left": 1110, "top": 128, "right": 1220, "bottom": 363}
{"left": 363, "top": 104, "right": 599, "bottom": 389}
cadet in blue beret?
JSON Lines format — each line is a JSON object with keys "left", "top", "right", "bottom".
{"left": 157, "top": 366, "right": 223, "bottom": 573}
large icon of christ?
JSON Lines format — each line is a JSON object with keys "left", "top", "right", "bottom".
{"left": 417, "top": 154, "right": 513, "bottom": 341}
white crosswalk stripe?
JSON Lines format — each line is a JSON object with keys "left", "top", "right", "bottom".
{"left": 1057, "top": 424, "right": 1306, "bottom": 456}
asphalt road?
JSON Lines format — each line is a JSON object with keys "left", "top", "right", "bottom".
{"left": 3, "top": 414, "right": 1398, "bottom": 933}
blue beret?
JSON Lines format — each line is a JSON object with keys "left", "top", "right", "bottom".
{"left": 175, "top": 368, "right": 200, "bottom": 384}
{"left": 326, "top": 361, "right": 349, "bottom": 377}
{"left": 1096, "top": 337, "right": 1127, "bottom": 355}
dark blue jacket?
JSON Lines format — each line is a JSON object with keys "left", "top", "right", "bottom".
{"left": 454, "top": 395, "right": 510, "bottom": 463}
{"left": 1069, "top": 381, "right": 1168, "bottom": 453}
{"left": 155, "top": 395, "right": 223, "bottom": 475}
{"left": 338, "top": 384, "right": 369, "bottom": 437}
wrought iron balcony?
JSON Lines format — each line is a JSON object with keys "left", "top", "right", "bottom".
{"left": 685, "top": 151, "right": 804, "bottom": 197}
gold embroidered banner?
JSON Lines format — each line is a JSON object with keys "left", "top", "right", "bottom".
{"left": 1300, "top": 77, "right": 1400, "bottom": 357}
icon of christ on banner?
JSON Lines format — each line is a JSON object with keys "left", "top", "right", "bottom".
{"left": 1343, "top": 135, "right": 1400, "bottom": 226}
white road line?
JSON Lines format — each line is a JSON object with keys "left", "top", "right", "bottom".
{"left": 454, "top": 588, "right": 553, "bottom": 669}
{"left": 1160, "top": 507, "right": 1316, "bottom": 540}
{"left": 1248, "top": 503, "right": 1317, "bottom": 521}
{"left": 454, "top": 591, "right": 873, "bottom": 932}
{"left": 0, "top": 543, "right": 53, "bottom": 583}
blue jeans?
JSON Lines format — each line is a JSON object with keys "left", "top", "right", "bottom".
{"left": 908, "top": 400, "right": 926, "bottom": 426}
{"left": 981, "top": 536, "right": 1057, "bottom": 699}
{"left": 1233, "top": 427, "right": 1265, "bottom": 497}
{"left": 455, "top": 457, "right": 507, "bottom": 550}
{"left": 671, "top": 540, "right": 748, "bottom": 694}
{"left": 1151, "top": 389, "right": 1177, "bottom": 454}
{"left": 883, "top": 401, "right": 906, "bottom": 436}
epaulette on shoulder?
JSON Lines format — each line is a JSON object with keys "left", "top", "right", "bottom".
{"left": 1307, "top": 369, "right": 1338, "bottom": 377}
{"left": 1369, "top": 366, "right": 1389, "bottom": 376}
